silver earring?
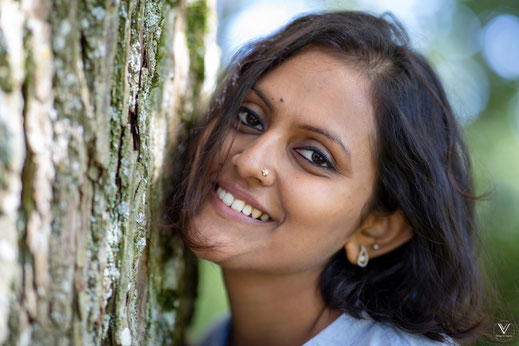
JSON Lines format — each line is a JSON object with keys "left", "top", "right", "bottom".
{"left": 357, "top": 244, "right": 369, "bottom": 267}
{"left": 373, "top": 243, "right": 379, "bottom": 251}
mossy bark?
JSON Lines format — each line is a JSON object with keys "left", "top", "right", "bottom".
{"left": 0, "top": 0, "right": 210, "bottom": 344}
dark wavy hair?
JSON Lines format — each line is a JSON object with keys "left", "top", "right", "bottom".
{"left": 168, "top": 11, "right": 487, "bottom": 343}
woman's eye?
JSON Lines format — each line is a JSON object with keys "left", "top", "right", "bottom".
{"left": 294, "top": 147, "right": 335, "bottom": 169}
{"left": 237, "top": 107, "right": 264, "bottom": 131}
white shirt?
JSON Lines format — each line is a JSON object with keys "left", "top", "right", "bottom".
{"left": 197, "top": 313, "right": 458, "bottom": 346}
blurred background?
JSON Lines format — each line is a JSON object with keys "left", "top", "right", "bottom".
{"left": 187, "top": 0, "right": 519, "bottom": 343}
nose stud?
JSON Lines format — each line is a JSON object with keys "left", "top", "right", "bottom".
{"left": 261, "top": 168, "right": 269, "bottom": 177}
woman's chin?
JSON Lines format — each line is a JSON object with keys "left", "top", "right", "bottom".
{"left": 191, "top": 246, "right": 225, "bottom": 264}
{"left": 186, "top": 224, "right": 234, "bottom": 264}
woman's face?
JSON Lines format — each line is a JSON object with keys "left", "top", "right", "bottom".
{"left": 191, "top": 48, "right": 377, "bottom": 274}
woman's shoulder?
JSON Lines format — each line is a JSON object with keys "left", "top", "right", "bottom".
{"left": 194, "top": 313, "right": 458, "bottom": 346}
{"left": 304, "top": 313, "right": 458, "bottom": 346}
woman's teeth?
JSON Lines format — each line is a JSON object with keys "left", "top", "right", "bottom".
{"left": 216, "top": 186, "right": 270, "bottom": 221}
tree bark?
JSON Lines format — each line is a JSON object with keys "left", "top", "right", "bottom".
{"left": 0, "top": 0, "right": 211, "bottom": 344}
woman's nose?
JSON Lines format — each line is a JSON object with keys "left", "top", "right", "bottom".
{"left": 230, "top": 135, "right": 277, "bottom": 186}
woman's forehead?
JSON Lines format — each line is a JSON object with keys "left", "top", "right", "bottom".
{"left": 254, "top": 49, "right": 374, "bottom": 132}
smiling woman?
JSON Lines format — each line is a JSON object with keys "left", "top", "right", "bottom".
{"left": 168, "top": 11, "right": 487, "bottom": 346}
{"left": 193, "top": 50, "right": 379, "bottom": 276}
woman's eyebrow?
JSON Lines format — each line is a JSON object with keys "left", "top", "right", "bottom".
{"left": 298, "top": 124, "right": 352, "bottom": 162}
{"left": 251, "top": 87, "right": 274, "bottom": 111}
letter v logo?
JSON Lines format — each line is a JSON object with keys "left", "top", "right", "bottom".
{"left": 498, "top": 323, "right": 511, "bottom": 334}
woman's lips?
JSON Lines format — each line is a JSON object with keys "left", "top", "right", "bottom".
{"left": 211, "top": 184, "right": 273, "bottom": 224}
{"left": 216, "top": 185, "right": 270, "bottom": 221}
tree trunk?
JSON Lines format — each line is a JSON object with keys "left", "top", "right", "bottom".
{"left": 0, "top": 0, "right": 212, "bottom": 344}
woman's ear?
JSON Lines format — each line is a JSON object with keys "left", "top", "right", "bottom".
{"left": 344, "top": 210, "right": 413, "bottom": 266}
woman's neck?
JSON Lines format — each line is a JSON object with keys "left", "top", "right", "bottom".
{"left": 222, "top": 268, "right": 341, "bottom": 346}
